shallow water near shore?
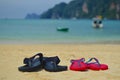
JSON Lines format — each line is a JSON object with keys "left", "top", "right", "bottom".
{"left": 0, "top": 19, "right": 120, "bottom": 44}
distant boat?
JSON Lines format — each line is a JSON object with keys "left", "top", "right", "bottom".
{"left": 57, "top": 27, "right": 69, "bottom": 32}
{"left": 92, "top": 18, "right": 103, "bottom": 28}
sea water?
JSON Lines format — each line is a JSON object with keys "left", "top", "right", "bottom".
{"left": 0, "top": 19, "right": 120, "bottom": 44}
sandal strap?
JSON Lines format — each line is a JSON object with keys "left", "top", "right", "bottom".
{"left": 71, "top": 58, "right": 85, "bottom": 63}
{"left": 24, "top": 53, "right": 43, "bottom": 66}
{"left": 86, "top": 57, "right": 100, "bottom": 66}
{"left": 30, "top": 53, "right": 43, "bottom": 60}
{"left": 71, "top": 58, "right": 85, "bottom": 66}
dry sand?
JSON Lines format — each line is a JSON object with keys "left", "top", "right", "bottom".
{"left": 0, "top": 44, "right": 120, "bottom": 80}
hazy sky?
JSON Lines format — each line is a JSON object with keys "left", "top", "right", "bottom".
{"left": 0, "top": 0, "right": 71, "bottom": 19}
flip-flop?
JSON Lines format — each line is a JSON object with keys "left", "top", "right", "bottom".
{"left": 18, "top": 53, "right": 43, "bottom": 72}
{"left": 44, "top": 56, "right": 67, "bottom": 72}
{"left": 43, "top": 56, "right": 60, "bottom": 65}
{"left": 86, "top": 57, "right": 108, "bottom": 71}
{"left": 70, "top": 58, "right": 88, "bottom": 71}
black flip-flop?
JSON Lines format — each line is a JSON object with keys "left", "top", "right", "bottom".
{"left": 43, "top": 56, "right": 67, "bottom": 72}
{"left": 43, "top": 56, "right": 60, "bottom": 64}
{"left": 18, "top": 53, "right": 43, "bottom": 72}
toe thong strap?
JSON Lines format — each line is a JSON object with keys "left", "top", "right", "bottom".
{"left": 86, "top": 57, "right": 100, "bottom": 66}
{"left": 70, "top": 58, "right": 85, "bottom": 63}
{"left": 23, "top": 53, "right": 43, "bottom": 66}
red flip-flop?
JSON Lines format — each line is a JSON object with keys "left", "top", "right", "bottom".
{"left": 86, "top": 58, "right": 108, "bottom": 71}
{"left": 70, "top": 58, "right": 88, "bottom": 71}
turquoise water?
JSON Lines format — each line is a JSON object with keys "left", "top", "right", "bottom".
{"left": 0, "top": 19, "right": 120, "bottom": 44}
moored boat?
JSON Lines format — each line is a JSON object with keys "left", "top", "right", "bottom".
{"left": 57, "top": 27, "right": 69, "bottom": 32}
{"left": 92, "top": 18, "right": 103, "bottom": 28}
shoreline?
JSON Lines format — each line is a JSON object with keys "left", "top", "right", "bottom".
{"left": 0, "top": 40, "right": 120, "bottom": 45}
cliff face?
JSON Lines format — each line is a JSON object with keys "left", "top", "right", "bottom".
{"left": 40, "top": 0, "right": 120, "bottom": 19}
{"left": 40, "top": 2, "right": 67, "bottom": 19}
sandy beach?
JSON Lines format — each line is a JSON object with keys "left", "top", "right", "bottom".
{"left": 0, "top": 44, "right": 120, "bottom": 80}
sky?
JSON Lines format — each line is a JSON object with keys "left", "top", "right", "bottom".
{"left": 0, "top": 0, "right": 71, "bottom": 19}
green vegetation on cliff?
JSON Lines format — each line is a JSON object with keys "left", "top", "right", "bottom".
{"left": 40, "top": 0, "right": 120, "bottom": 19}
